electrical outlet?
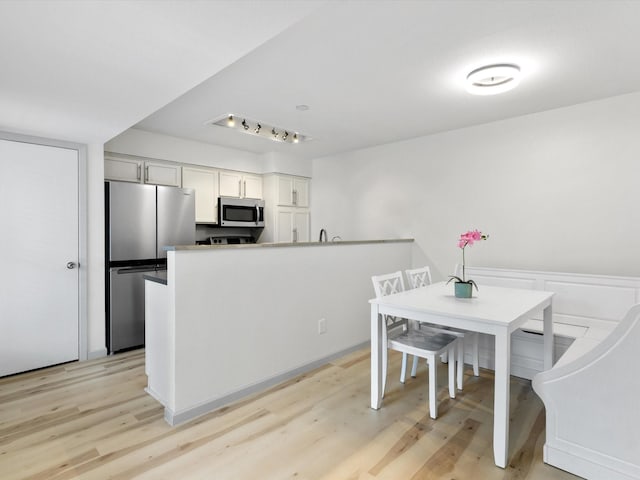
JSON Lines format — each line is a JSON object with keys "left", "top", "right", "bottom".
{"left": 318, "top": 318, "right": 327, "bottom": 334}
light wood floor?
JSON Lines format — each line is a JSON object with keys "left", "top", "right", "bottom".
{"left": 0, "top": 348, "right": 581, "bottom": 480}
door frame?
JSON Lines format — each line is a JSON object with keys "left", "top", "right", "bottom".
{"left": 0, "top": 130, "right": 88, "bottom": 362}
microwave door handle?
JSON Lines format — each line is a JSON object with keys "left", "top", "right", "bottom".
{"left": 255, "top": 205, "right": 260, "bottom": 225}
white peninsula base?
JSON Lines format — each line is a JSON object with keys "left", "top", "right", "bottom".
{"left": 144, "top": 239, "right": 413, "bottom": 425}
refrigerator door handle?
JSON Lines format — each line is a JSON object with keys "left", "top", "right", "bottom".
{"left": 115, "top": 266, "right": 161, "bottom": 274}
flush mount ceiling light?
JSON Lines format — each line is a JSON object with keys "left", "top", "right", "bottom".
{"left": 466, "top": 64, "right": 521, "bottom": 95}
{"left": 208, "top": 114, "right": 308, "bottom": 144}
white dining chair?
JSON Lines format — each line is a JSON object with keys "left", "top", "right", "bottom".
{"left": 372, "top": 271, "right": 458, "bottom": 418}
{"left": 405, "top": 266, "right": 480, "bottom": 390}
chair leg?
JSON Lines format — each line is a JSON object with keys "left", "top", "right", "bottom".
{"left": 410, "top": 355, "right": 419, "bottom": 377}
{"left": 472, "top": 333, "right": 480, "bottom": 376}
{"left": 448, "top": 345, "right": 456, "bottom": 399}
{"left": 457, "top": 337, "right": 464, "bottom": 391}
{"left": 400, "top": 352, "right": 408, "bottom": 383}
{"left": 382, "top": 346, "right": 388, "bottom": 397}
{"left": 427, "top": 355, "right": 437, "bottom": 419}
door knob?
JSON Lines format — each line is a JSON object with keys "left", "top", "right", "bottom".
{"left": 66, "top": 262, "right": 77, "bottom": 269}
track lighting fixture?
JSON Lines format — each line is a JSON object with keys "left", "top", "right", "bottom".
{"left": 209, "top": 114, "right": 308, "bottom": 144}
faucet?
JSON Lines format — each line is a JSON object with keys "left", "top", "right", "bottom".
{"left": 319, "top": 228, "right": 327, "bottom": 242}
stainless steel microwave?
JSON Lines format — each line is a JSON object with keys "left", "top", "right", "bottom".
{"left": 218, "top": 196, "right": 265, "bottom": 227}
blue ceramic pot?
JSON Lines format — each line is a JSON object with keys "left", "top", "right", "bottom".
{"left": 455, "top": 281, "right": 473, "bottom": 298}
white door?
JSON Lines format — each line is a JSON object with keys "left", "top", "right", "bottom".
{"left": 182, "top": 167, "right": 218, "bottom": 223}
{"left": 0, "top": 139, "right": 79, "bottom": 376}
{"left": 294, "top": 210, "right": 310, "bottom": 242}
{"left": 219, "top": 171, "right": 242, "bottom": 197}
{"left": 276, "top": 208, "right": 293, "bottom": 242}
{"left": 242, "top": 174, "right": 263, "bottom": 199}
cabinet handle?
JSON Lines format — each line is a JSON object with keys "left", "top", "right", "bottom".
{"left": 293, "top": 228, "right": 297, "bottom": 243}
{"left": 239, "top": 180, "right": 242, "bottom": 197}
{"left": 292, "top": 189, "right": 297, "bottom": 206}
{"left": 137, "top": 164, "right": 141, "bottom": 181}
{"left": 145, "top": 166, "right": 149, "bottom": 182}
{"left": 244, "top": 180, "right": 247, "bottom": 198}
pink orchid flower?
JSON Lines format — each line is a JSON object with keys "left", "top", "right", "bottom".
{"left": 452, "top": 229, "right": 489, "bottom": 285}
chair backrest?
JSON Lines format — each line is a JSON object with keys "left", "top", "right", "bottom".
{"left": 372, "top": 271, "right": 407, "bottom": 333}
{"left": 372, "top": 271, "right": 405, "bottom": 298}
{"left": 405, "top": 266, "right": 432, "bottom": 289}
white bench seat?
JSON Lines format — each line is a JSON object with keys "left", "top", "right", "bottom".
{"left": 518, "top": 318, "right": 588, "bottom": 339}
{"left": 463, "top": 266, "right": 640, "bottom": 480}
{"left": 552, "top": 337, "right": 602, "bottom": 368}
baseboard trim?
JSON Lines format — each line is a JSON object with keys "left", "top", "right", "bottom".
{"left": 164, "top": 341, "right": 369, "bottom": 426}
{"left": 544, "top": 444, "right": 640, "bottom": 480}
{"left": 87, "top": 347, "right": 108, "bottom": 360}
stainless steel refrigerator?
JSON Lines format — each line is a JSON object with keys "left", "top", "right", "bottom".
{"left": 105, "top": 181, "right": 195, "bottom": 353}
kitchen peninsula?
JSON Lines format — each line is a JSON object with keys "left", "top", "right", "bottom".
{"left": 144, "top": 239, "right": 413, "bottom": 425}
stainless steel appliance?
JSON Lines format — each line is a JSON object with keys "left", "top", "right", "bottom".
{"left": 105, "top": 181, "right": 195, "bottom": 353}
{"left": 203, "top": 232, "right": 256, "bottom": 244}
{"left": 218, "top": 196, "right": 264, "bottom": 227}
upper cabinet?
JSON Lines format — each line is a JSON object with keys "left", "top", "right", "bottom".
{"left": 105, "top": 156, "right": 181, "bottom": 187}
{"left": 104, "top": 156, "right": 143, "bottom": 183}
{"left": 182, "top": 167, "right": 219, "bottom": 224}
{"left": 276, "top": 175, "right": 309, "bottom": 207}
{"left": 144, "top": 162, "right": 181, "bottom": 187}
{"left": 219, "top": 170, "right": 263, "bottom": 199}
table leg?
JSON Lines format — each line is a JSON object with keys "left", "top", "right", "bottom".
{"left": 370, "top": 303, "right": 382, "bottom": 410}
{"left": 493, "top": 329, "right": 511, "bottom": 468}
{"left": 543, "top": 303, "right": 554, "bottom": 369}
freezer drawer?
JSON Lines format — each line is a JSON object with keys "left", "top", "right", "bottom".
{"left": 109, "top": 267, "right": 155, "bottom": 352}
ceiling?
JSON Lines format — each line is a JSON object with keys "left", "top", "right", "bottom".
{"left": 136, "top": 0, "right": 640, "bottom": 159}
{"left": 2, "top": 1, "right": 640, "bottom": 158}
{"left": 0, "top": 0, "right": 323, "bottom": 144}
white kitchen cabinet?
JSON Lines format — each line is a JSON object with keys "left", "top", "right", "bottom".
{"left": 105, "top": 156, "right": 181, "bottom": 187}
{"left": 105, "top": 156, "right": 143, "bottom": 183}
{"left": 276, "top": 175, "right": 309, "bottom": 207}
{"left": 261, "top": 173, "right": 312, "bottom": 243}
{"left": 275, "top": 208, "right": 310, "bottom": 243}
{"left": 219, "top": 170, "right": 262, "bottom": 199}
{"left": 182, "top": 167, "right": 218, "bottom": 223}
{"left": 144, "top": 162, "right": 182, "bottom": 187}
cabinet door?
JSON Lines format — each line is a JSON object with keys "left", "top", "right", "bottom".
{"left": 145, "top": 162, "right": 181, "bottom": 187}
{"left": 277, "top": 175, "right": 294, "bottom": 205}
{"left": 293, "top": 177, "right": 309, "bottom": 207}
{"left": 105, "top": 157, "right": 142, "bottom": 183}
{"left": 243, "top": 174, "right": 263, "bottom": 199}
{"left": 276, "top": 209, "right": 293, "bottom": 243}
{"left": 182, "top": 167, "right": 218, "bottom": 223}
{"left": 293, "top": 210, "right": 310, "bottom": 242}
{"left": 219, "top": 170, "right": 243, "bottom": 197}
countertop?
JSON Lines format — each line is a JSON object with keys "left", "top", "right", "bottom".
{"left": 166, "top": 238, "right": 413, "bottom": 251}
{"left": 143, "top": 270, "right": 167, "bottom": 285}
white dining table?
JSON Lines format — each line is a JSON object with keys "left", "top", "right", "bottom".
{"left": 369, "top": 282, "right": 554, "bottom": 468}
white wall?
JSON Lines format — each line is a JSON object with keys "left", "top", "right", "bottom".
{"left": 86, "top": 144, "right": 106, "bottom": 358}
{"left": 105, "top": 128, "right": 312, "bottom": 177}
{"left": 149, "top": 241, "right": 412, "bottom": 421}
{"left": 106, "top": 128, "right": 263, "bottom": 173}
{"left": 311, "top": 92, "right": 640, "bottom": 280}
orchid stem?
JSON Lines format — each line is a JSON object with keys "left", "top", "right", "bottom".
{"left": 462, "top": 246, "right": 466, "bottom": 282}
